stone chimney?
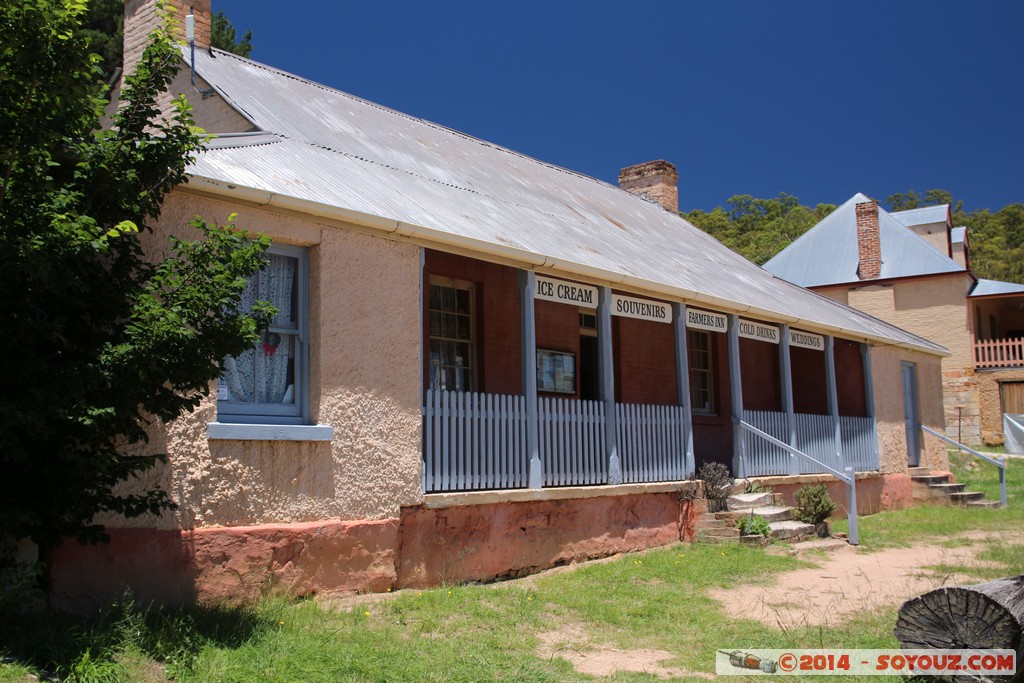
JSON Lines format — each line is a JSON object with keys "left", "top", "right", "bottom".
{"left": 618, "top": 160, "right": 679, "bottom": 213}
{"left": 855, "top": 200, "right": 881, "bottom": 280}
{"left": 123, "top": 0, "right": 211, "bottom": 77}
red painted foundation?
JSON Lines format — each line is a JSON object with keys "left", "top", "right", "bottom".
{"left": 766, "top": 473, "right": 914, "bottom": 517}
{"left": 51, "top": 520, "right": 398, "bottom": 612}
{"left": 51, "top": 474, "right": 911, "bottom": 610}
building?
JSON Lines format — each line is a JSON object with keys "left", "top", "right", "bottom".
{"left": 765, "top": 193, "right": 1024, "bottom": 446}
{"left": 51, "top": 1, "right": 950, "bottom": 608}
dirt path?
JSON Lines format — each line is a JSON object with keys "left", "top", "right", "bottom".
{"left": 710, "top": 530, "right": 1024, "bottom": 629}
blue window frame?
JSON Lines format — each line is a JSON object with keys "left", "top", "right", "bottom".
{"left": 217, "top": 244, "right": 309, "bottom": 424}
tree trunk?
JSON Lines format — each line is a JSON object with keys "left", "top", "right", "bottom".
{"left": 894, "top": 574, "right": 1024, "bottom": 682}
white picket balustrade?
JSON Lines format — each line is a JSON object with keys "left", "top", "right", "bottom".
{"left": 743, "top": 410, "right": 878, "bottom": 477}
{"left": 423, "top": 389, "right": 528, "bottom": 493}
{"left": 616, "top": 403, "right": 689, "bottom": 484}
{"left": 539, "top": 396, "right": 607, "bottom": 487}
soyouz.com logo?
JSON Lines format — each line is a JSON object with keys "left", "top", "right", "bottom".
{"left": 715, "top": 649, "right": 1016, "bottom": 676}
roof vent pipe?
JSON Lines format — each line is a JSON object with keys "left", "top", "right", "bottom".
{"left": 187, "top": 6, "right": 216, "bottom": 99}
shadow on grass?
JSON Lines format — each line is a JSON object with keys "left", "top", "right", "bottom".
{"left": 0, "top": 593, "right": 280, "bottom": 680}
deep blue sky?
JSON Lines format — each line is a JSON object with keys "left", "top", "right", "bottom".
{"left": 213, "top": 1, "right": 1022, "bottom": 213}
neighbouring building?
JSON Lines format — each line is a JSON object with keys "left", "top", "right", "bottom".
{"left": 51, "top": 1, "right": 951, "bottom": 608}
{"left": 765, "top": 193, "right": 1024, "bottom": 447}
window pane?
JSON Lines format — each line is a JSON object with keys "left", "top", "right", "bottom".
{"left": 221, "top": 332, "right": 296, "bottom": 404}
{"left": 456, "top": 314, "right": 470, "bottom": 340}
{"left": 260, "top": 254, "right": 298, "bottom": 328}
{"left": 456, "top": 288, "right": 470, "bottom": 315}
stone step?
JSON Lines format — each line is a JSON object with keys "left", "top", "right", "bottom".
{"left": 699, "top": 526, "right": 741, "bottom": 537}
{"left": 769, "top": 520, "right": 816, "bottom": 541}
{"left": 907, "top": 466, "right": 932, "bottom": 476}
{"left": 696, "top": 518, "right": 732, "bottom": 530}
{"left": 948, "top": 491, "right": 985, "bottom": 504}
{"left": 929, "top": 482, "right": 966, "bottom": 495}
{"left": 911, "top": 474, "right": 951, "bottom": 485}
{"left": 966, "top": 499, "right": 1001, "bottom": 509}
{"left": 727, "top": 492, "right": 778, "bottom": 510}
{"left": 716, "top": 506, "right": 793, "bottom": 524}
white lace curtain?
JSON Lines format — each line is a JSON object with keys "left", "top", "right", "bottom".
{"left": 222, "top": 254, "right": 297, "bottom": 404}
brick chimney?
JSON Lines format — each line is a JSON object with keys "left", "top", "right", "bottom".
{"left": 123, "top": 0, "right": 211, "bottom": 77}
{"left": 618, "top": 160, "right": 679, "bottom": 213}
{"left": 855, "top": 200, "right": 881, "bottom": 280}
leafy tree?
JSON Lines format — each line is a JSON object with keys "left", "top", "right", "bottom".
{"left": 0, "top": 0, "right": 271, "bottom": 561}
{"left": 684, "top": 194, "right": 835, "bottom": 265}
{"left": 82, "top": 2, "right": 253, "bottom": 80}
{"left": 210, "top": 10, "right": 252, "bottom": 57}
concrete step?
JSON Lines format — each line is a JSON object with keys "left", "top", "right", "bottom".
{"left": 907, "top": 466, "right": 932, "bottom": 476}
{"left": 716, "top": 506, "right": 793, "bottom": 524}
{"left": 727, "top": 492, "right": 777, "bottom": 510}
{"left": 966, "top": 499, "right": 1001, "bottom": 509}
{"left": 929, "top": 482, "right": 966, "bottom": 495}
{"left": 769, "top": 520, "right": 816, "bottom": 541}
{"left": 948, "top": 491, "right": 985, "bottom": 504}
{"left": 787, "top": 538, "right": 850, "bottom": 554}
{"left": 911, "top": 474, "right": 951, "bottom": 485}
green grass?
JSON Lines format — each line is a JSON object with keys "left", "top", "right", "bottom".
{"left": 832, "top": 449, "right": 1024, "bottom": 549}
{"left": 2, "top": 454, "right": 1021, "bottom": 682}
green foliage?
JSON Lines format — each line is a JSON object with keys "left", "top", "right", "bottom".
{"left": 690, "top": 188, "right": 1024, "bottom": 284}
{"left": 698, "top": 461, "right": 732, "bottom": 501}
{"left": 79, "top": 0, "right": 123, "bottom": 81}
{"left": 684, "top": 193, "right": 835, "bottom": 265}
{"left": 737, "top": 513, "right": 772, "bottom": 537}
{"left": 793, "top": 484, "right": 836, "bottom": 525}
{"left": 0, "top": 2, "right": 272, "bottom": 551}
{"left": 210, "top": 10, "right": 253, "bottom": 57}
{"left": 78, "top": 2, "right": 253, "bottom": 83}
{"left": 885, "top": 189, "right": 1024, "bottom": 284}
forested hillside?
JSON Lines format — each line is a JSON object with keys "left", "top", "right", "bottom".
{"left": 685, "top": 191, "right": 1024, "bottom": 284}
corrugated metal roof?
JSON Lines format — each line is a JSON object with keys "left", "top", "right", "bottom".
{"left": 182, "top": 48, "right": 945, "bottom": 355}
{"left": 952, "top": 226, "right": 967, "bottom": 243}
{"left": 891, "top": 204, "right": 950, "bottom": 227}
{"left": 969, "top": 279, "right": 1024, "bottom": 297}
{"left": 763, "top": 194, "right": 965, "bottom": 287}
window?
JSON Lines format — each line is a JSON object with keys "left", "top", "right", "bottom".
{"left": 688, "top": 330, "right": 715, "bottom": 414}
{"left": 428, "top": 278, "right": 475, "bottom": 392}
{"left": 217, "top": 244, "right": 308, "bottom": 424}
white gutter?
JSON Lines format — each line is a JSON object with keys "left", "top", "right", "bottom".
{"left": 182, "top": 176, "right": 949, "bottom": 358}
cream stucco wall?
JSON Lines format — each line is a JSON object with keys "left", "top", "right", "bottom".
{"left": 106, "top": 191, "right": 424, "bottom": 530}
{"left": 818, "top": 274, "right": 980, "bottom": 444}
{"left": 870, "top": 345, "right": 948, "bottom": 474}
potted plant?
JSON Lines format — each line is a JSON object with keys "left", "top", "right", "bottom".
{"left": 699, "top": 461, "right": 732, "bottom": 513}
{"left": 794, "top": 484, "right": 836, "bottom": 537}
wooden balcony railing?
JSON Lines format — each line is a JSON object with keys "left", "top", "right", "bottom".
{"left": 974, "top": 337, "right": 1024, "bottom": 369}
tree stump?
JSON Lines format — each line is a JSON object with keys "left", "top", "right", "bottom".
{"left": 894, "top": 574, "right": 1024, "bottom": 682}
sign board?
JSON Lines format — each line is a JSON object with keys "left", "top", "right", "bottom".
{"left": 790, "top": 329, "right": 825, "bottom": 351}
{"left": 738, "top": 319, "right": 780, "bottom": 344}
{"left": 686, "top": 308, "right": 728, "bottom": 333}
{"left": 612, "top": 294, "right": 672, "bottom": 323}
{"left": 535, "top": 276, "right": 598, "bottom": 307}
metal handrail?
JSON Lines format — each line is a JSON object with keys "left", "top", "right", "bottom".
{"left": 921, "top": 425, "right": 1008, "bottom": 507}
{"left": 737, "top": 419, "right": 859, "bottom": 545}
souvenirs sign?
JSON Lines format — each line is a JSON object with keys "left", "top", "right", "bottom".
{"left": 738, "top": 319, "right": 780, "bottom": 344}
{"left": 612, "top": 294, "right": 672, "bottom": 323}
{"left": 790, "top": 329, "right": 825, "bottom": 351}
